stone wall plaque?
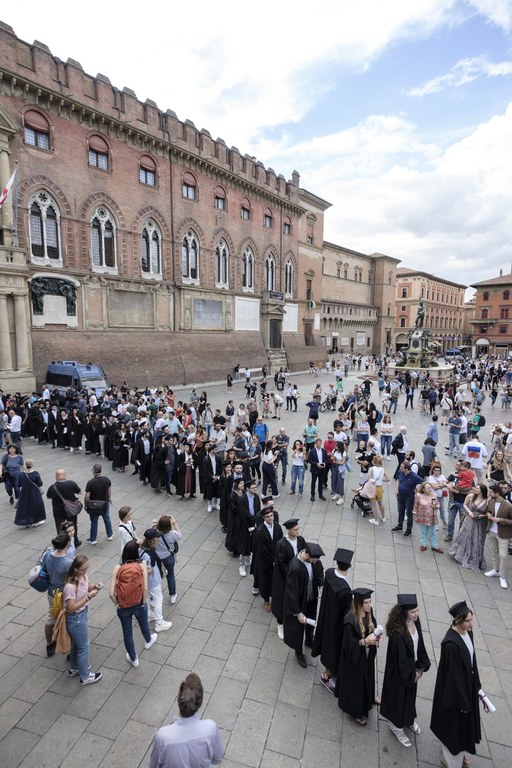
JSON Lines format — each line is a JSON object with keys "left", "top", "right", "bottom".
{"left": 235, "top": 297, "right": 260, "bottom": 331}
{"left": 283, "top": 303, "right": 298, "bottom": 333}
{"left": 193, "top": 299, "right": 223, "bottom": 329}
{"left": 109, "top": 290, "right": 154, "bottom": 327}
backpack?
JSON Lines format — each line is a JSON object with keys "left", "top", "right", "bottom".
{"left": 478, "top": 414, "right": 486, "bottom": 427}
{"left": 116, "top": 562, "right": 144, "bottom": 608}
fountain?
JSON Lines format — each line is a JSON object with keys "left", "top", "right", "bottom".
{"left": 394, "top": 300, "right": 454, "bottom": 382}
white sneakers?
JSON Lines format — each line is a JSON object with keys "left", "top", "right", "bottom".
{"left": 369, "top": 518, "right": 379, "bottom": 526}
{"left": 500, "top": 577, "right": 508, "bottom": 589}
{"left": 485, "top": 569, "right": 499, "bottom": 577}
{"left": 170, "top": 594, "right": 177, "bottom": 604}
{"left": 207, "top": 504, "right": 212, "bottom": 513}
{"left": 126, "top": 653, "right": 139, "bottom": 667}
{"left": 144, "top": 633, "right": 158, "bottom": 650}
{"left": 155, "top": 620, "right": 172, "bottom": 632}
{"left": 80, "top": 672, "right": 102, "bottom": 686}
{"left": 336, "top": 497, "right": 344, "bottom": 506}
{"left": 239, "top": 565, "right": 247, "bottom": 577}
{"left": 331, "top": 494, "right": 339, "bottom": 501}
{"left": 277, "top": 624, "right": 284, "bottom": 640}
{"left": 485, "top": 570, "right": 507, "bottom": 587}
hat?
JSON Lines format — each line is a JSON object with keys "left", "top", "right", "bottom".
{"left": 304, "top": 542, "right": 325, "bottom": 558}
{"left": 448, "top": 600, "right": 469, "bottom": 619}
{"left": 244, "top": 480, "right": 256, "bottom": 489}
{"left": 283, "top": 518, "right": 299, "bottom": 530}
{"left": 334, "top": 548, "right": 354, "bottom": 565}
{"left": 352, "top": 587, "right": 373, "bottom": 600}
{"left": 262, "top": 506, "right": 274, "bottom": 517}
{"left": 261, "top": 495, "right": 274, "bottom": 504}
{"left": 397, "top": 593, "right": 418, "bottom": 609}
{"left": 143, "top": 528, "right": 159, "bottom": 540}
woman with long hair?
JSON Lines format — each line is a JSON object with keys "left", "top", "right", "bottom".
{"left": 449, "top": 484, "right": 488, "bottom": 572}
{"left": 155, "top": 515, "right": 182, "bottom": 604}
{"left": 247, "top": 434, "right": 263, "bottom": 483}
{"left": 64, "top": 555, "right": 102, "bottom": 685}
{"left": 175, "top": 442, "right": 197, "bottom": 500}
{"left": 68, "top": 406, "right": 84, "bottom": 455}
{"left": 289, "top": 440, "right": 306, "bottom": 498}
{"left": 368, "top": 454, "right": 387, "bottom": 524}
{"left": 380, "top": 594, "right": 430, "bottom": 747}
{"left": 380, "top": 414, "right": 393, "bottom": 459}
{"left": 261, "top": 440, "right": 279, "bottom": 497}
{"left": 336, "top": 588, "right": 379, "bottom": 726}
{"left": 112, "top": 421, "right": 131, "bottom": 472}
{"left": 486, "top": 449, "right": 512, "bottom": 483}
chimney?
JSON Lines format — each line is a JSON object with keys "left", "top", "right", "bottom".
{"left": 500, "top": 269, "right": 503, "bottom": 276}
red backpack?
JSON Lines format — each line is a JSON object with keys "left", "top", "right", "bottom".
{"left": 116, "top": 562, "right": 144, "bottom": 608}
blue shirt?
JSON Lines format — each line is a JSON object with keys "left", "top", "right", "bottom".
{"left": 397, "top": 471, "right": 422, "bottom": 497}
{"left": 427, "top": 423, "right": 439, "bottom": 443}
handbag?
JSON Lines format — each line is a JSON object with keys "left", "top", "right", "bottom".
{"left": 51, "top": 587, "right": 64, "bottom": 620}
{"left": 53, "top": 482, "right": 83, "bottom": 518}
{"left": 28, "top": 547, "right": 51, "bottom": 592}
{"left": 360, "top": 479, "right": 377, "bottom": 500}
{"left": 52, "top": 609, "right": 71, "bottom": 655}
{"left": 161, "top": 532, "right": 179, "bottom": 555}
{"left": 86, "top": 499, "right": 107, "bottom": 513}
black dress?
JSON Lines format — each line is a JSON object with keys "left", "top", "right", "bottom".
{"left": 336, "top": 611, "right": 377, "bottom": 719}
{"left": 380, "top": 620, "right": 430, "bottom": 728}
{"left": 14, "top": 470, "right": 46, "bottom": 527}
{"left": 430, "top": 628, "right": 481, "bottom": 757}
{"left": 251, "top": 522, "right": 283, "bottom": 601}
{"left": 283, "top": 556, "right": 323, "bottom": 652}
{"left": 311, "top": 568, "right": 352, "bottom": 675}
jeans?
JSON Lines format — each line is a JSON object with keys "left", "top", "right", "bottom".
{"left": 448, "top": 432, "right": 460, "bottom": 456}
{"left": 66, "top": 607, "right": 90, "bottom": 679}
{"left": 381, "top": 435, "right": 392, "bottom": 456}
{"left": 117, "top": 603, "right": 151, "bottom": 661}
{"left": 448, "top": 501, "right": 464, "bottom": 537}
{"left": 331, "top": 469, "right": 345, "bottom": 497}
{"left": 277, "top": 452, "right": 288, "bottom": 483}
{"left": 89, "top": 504, "right": 113, "bottom": 541}
{"left": 390, "top": 399, "right": 398, "bottom": 414}
{"left": 397, "top": 493, "right": 415, "bottom": 532}
{"left": 419, "top": 523, "right": 438, "bottom": 548}
{"left": 4, "top": 472, "right": 21, "bottom": 500}
{"left": 161, "top": 554, "right": 176, "bottom": 596}
{"left": 164, "top": 464, "right": 175, "bottom": 492}
{"left": 290, "top": 465, "right": 304, "bottom": 494}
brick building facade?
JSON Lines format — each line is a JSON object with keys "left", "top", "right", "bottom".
{"left": 394, "top": 268, "right": 466, "bottom": 353}
{"left": 470, "top": 271, "right": 512, "bottom": 357}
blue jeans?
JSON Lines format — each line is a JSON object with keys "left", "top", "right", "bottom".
{"left": 397, "top": 493, "right": 415, "bottom": 532}
{"left": 117, "top": 603, "right": 152, "bottom": 662}
{"left": 66, "top": 607, "right": 90, "bottom": 679}
{"left": 390, "top": 399, "right": 398, "bottom": 413}
{"left": 448, "top": 501, "right": 464, "bottom": 537}
{"left": 89, "top": 504, "right": 113, "bottom": 541}
{"left": 161, "top": 554, "right": 176, "bottom": 596}
{"left": 165, "top": 464, "right": 175, "bottom": 492}
{"left": 290, "top": 465, "right": 304, "bottom": 494}
{"left": 277, "top": 452, "right": 288, "bottom": 483}
{"left": 381, "top": 435, "right": 392, "bottom": 456}
{"left": 419, "top": 524, "right": 438, "bottom": 548}
{"left": 448, "top": 432, "right": 460, "bottom": 456}
{"left": 4, "top": 472, "right": 21, "bottom": 500}
{"left": 331, "top": 468, "right": 345, "bottom": 497}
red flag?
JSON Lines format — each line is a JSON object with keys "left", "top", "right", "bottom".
{"left": 0, "top": 169, "right": 16, "bottom": 208}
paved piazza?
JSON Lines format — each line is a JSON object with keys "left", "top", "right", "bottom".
{"left": 0, "top": 368, "right": 511, "bottom": 768}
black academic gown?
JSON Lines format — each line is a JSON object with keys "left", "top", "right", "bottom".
{"left": 250, "top": 521, "right": 283, "bottom": 600}
{"left": 430, "top": 628, "right": 481, "bottom": 756}
{"left": 271, "top": 536, "right": 305, "bottom": 624}
{"left": 283, "top": 555, "right": 323, "bottom": 653}
{"left": 380, "top": 620, "right": 430, "bottom": 728}
{"left": 336, "top": 611, "right": 377, "bottom": 719}
{"left": 311, "top": 568, "right": 352, "bottom": 674}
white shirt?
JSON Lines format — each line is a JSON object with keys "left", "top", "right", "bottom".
{"left": 9, "top": 414, "right": 22, "bottom": 432}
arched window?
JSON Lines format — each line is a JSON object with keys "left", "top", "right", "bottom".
{"left": 283, "top": 216, "right": 291, "bottom": 235}
{"left": 214, "top": 186, "right": 226, "bottom": 210}
{"left": 285, "top": 260, "right": 294, "bottom": 296}
{"left": 481, "top": 308, "right": 489, "bottom": 320}
{"left": 263, "top": 207, "right": 273, "bottom": 228}
{"left": 215, "top": 238, "right": 229, "bottom": 287}
{"left": 181, "top": 230, "right": 199, "bottom": 282}
{"left": 266, "top": 254, "right": 276, "bottom": 291}
{"left": 182, "top": 172, "right": 197, "bottom": 200}
{"left": 91, "top": 206, "right": 117, "bottom": 271}
{"left": 88, "top": 135, "right": 109, "bottom": 170}
{"left": 242, "top": 247, "right": 254, "bottom": 291}
{"left": 141, "top": 219, "right": 162, "bottom": 276}
{"left": 29, "top": 191, "right": 62, "bottom": 264}
{"left": 504, "top": 291, "right": 510, "bottom": 300}
{"left": 139, "top": 155, "right": 157, "bottom": 186}
{"left": 24, "top": 110, "right": 50, "bottom": 150}
{"left": 241, "top": 197, "right": 251, "bottom": 220}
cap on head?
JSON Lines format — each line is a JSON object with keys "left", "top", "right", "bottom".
{"left": 334, "top": 548, "right": 354, "bottom": 567}
{"left": 448, "top": 600, "right": 469, "bottom": 619}
{"left": 397, "top": 593, "right": 418, "bottom": 610}
{"left": 143, "top": 528, "right": 159, "bottom": 540}
{"left": 283, "top": 518, "right": 299, "bottom": 530}
{"left": 352, "top": 587, "right": 373, "bottom": 600}
{"left": 304, "top": 542, "right": 325, "bottom": 558}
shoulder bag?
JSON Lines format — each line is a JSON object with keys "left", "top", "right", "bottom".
{"left": 28, "top": 547, "right": 51, "bottom": 592}
{"left": 53, "top": 482, "right": 83, "bottom": 518}
{"left": 161, "top": 532, "right": 179, "bottom": 555}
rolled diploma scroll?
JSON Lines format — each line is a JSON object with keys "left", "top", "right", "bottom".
{"left": 306, "top": 618, "right": 317, "bottom": 627}
{"left": 478, "top": 689, "right": 496, "bottom": 713}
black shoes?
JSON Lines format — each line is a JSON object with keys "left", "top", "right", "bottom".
{"left": 295, "top": 651, "right": 307, "bottom": 668}
{"left": 391, "top": 526, "right": 402, "bottom": 532}
{"left": 46, "top": 641, "right": 56, "bottom": 658}
{"left": 403, "top": 530, "right": 412, "bottom": 537}
{"left": 319, "top": 495, "right": 326, "bottom": 500}
{"left": 310, "top": 496, "right": 315, "bottom": 502}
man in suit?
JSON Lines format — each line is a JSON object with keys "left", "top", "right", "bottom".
{"left": 203, "top": 444, "right": 221, "bottom": 513}
{"left": 251, "top": 508, "right": 283, "bottom": 611}
{"left": 485, "top": 484, "right": 512, "bottom": 589}
{"left": 283, "top": 542, "right": 325, "bottom": 668}
{"left": 308, "top": 438, "right": 327, "bottom": 501}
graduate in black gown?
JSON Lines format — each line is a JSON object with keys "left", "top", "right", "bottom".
{"left": 430, "top": 601, "right": 482, "bottom": 768}
{"left": 283, "top": 542, "right": 325, "bottom": 668}
{"left": 336, "top": 588, "right": 379, "bottom": 726}
{"left": 250, "top": 507, "right": 283, "bottom": 612}
{"left": 271, "top": 519, "right": 306, "bottom": 639}
{"left": 380, "top": 593, "right": 430, "bottom": 748}
{"left": 311, "top": 548, "right": 353, "bottom": 692}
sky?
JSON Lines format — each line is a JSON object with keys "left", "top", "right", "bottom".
{"left": 3, "top": 1, "right": 512, "bottom": 294}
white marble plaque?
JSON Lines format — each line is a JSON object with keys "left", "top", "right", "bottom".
{"left": 283, "top": 303, "right": 298, "bottom": 333}
{"left": 235, "top": 297, "right": 260, "bottom": 331}
{"left": 32, "top": 295, "right": 78, "bottom": 327}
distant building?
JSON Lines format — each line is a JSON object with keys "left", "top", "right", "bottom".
{"left": 470, "top": 270, "right": 512, "bottom": 357}
{"left": 394, "top": 268, "right": 466, "bottom": 354}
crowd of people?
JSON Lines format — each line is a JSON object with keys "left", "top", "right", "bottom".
{"left": 1, "top": 353, "right": 510, "bottom": 767}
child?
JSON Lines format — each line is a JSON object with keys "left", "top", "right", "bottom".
{"left": 453, "top": 460, "right": 476, "bottom": 492}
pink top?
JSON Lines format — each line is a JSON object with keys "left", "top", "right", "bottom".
{"left": 63, "top": 577, "right": 89, "bottom": 613}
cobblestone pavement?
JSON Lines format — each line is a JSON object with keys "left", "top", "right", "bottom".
{"left": 0, "top": 369, "right": 511, "bottom": 768}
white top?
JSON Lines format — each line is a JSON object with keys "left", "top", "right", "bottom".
{"left": 461, "top": 631, "right": 474, "bottom": 664}
{"left": 370, "top": 466, "right": 385, "bottom": 486}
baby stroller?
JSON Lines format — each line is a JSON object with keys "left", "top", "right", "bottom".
{"left": 351, "top": 490, "right": 372, "bottom": 517}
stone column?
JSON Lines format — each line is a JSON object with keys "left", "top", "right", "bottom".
{"left": 0, "top": 149, "right": 14, "bottom": 247}
{"left": 14, "top": 293, "right": 30, "bottom": 369}
{"left": 0, "top": 293, "right": 13, "bottom": 370}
